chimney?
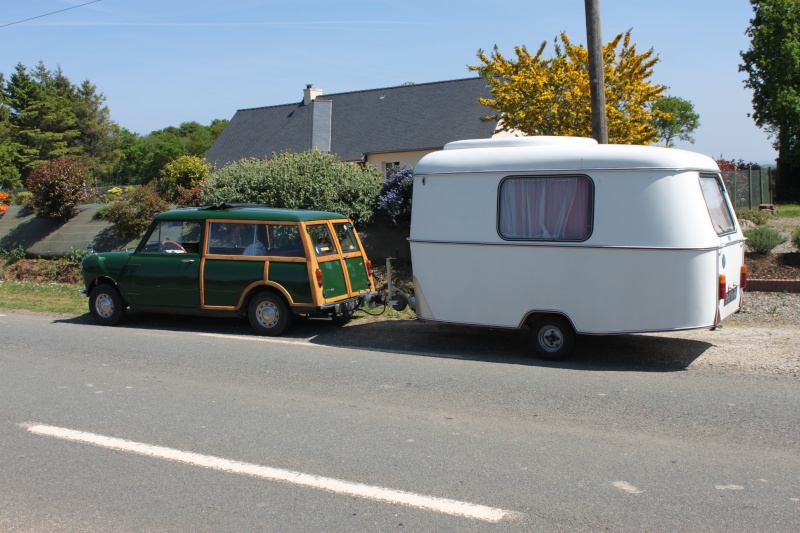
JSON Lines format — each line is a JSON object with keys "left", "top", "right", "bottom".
{"left": 303, "top": 84, "right": 323, "bottom": 105}
{"left": 310, "top": 99, "right": 332, "bottom": 152}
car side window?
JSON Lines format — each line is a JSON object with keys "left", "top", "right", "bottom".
{"left": 267, "top": 224, "right": 306, "bottom": 257}
{"left": 207, "top": 222, "right": 266, "bottom": 256}
{"left": 141, "top": 221, "right": 201, "bottom": 254}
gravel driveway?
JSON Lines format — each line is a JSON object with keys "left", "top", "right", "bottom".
{"left": 640, "top": 291, "right": 800, "bottom": 377}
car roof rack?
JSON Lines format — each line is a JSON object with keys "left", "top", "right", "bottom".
{"left": 198, "top": 203, "right": 271, "bottom": 211}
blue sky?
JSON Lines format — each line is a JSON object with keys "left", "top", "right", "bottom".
{"left": 0, "top": 0, "right": 777, "bottom": 163}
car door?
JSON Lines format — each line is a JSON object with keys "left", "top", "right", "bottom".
{"left": 126, "top": 220, "right": 202, "bottom": 308}
{"left": 306, "top": 222, "right": 349, "bottom": 302}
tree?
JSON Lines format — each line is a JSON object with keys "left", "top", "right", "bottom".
{"left": 740, "top": 0, "right": 800, "bottom": 200}
{"left": 0, "top": 73, "right": 24, "bottom": 189}
{"left": 112, "top": 120, "right": 229, "bottom": 184}
{"left": 651, "top": 96, "right": 700, "bottom": 147}
{"left": 1, "top": 62, "right": 121, "bottom": 186}
{"left": 71, "top": 80, "right": 121, "bottom": 186}
{"left": 469, "top": 31, "right": 666, "bottom": 144}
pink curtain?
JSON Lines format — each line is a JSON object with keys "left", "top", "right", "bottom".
{"left": 499, "top": 177, "right": 592, "bottom": 240}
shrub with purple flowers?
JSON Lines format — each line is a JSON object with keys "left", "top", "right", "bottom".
{"left": 376, "top": 167, "right": 413, "bottom": 227}
{"left": 25, "top": 156, "right": 89, "bottom": 221}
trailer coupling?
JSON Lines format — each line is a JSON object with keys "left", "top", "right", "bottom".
{"left": 382, "top": 257, "right": 416, "bottom": 312}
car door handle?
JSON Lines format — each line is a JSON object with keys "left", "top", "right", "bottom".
{"left": 181, "top": 259, "right": 195, "bottom": 263}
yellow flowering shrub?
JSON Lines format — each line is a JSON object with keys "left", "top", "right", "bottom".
{"left": 469, "top": 31, "right": 666, "bottom": 145}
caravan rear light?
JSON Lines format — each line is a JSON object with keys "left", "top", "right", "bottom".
{"left": 718, "top": 275, "right": 727, "bottom": 300}
{"left": 366, "top": 260, "right": 373, "bottom": 278}
{"left": 315, "top": 268, "right": 323, "bottom": 288}
{"left": 740, "top": 265, "right": 748, "bottom": 289}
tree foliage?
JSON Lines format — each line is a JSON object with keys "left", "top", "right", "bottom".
{"left": 113, "top": 120, "right": 228, "bottom": 185}
{"left": 740, "top": 0, "right": 800, "bottom": 200}
{"left": 25, "top": 156, "right": 88, "bottom": 220}
{"left": 469, "top": 31, "right": 666, "bottom": 144}
{"left": 651, "top": 96, "right": 700, "bottom": 147}
{"left": 0, "top": 61, "right": 120, "bottom": 187}
{"left": 201, "top": 151, "right": 383, "bottom": 226}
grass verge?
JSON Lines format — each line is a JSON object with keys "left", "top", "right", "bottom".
{"left": 776, "top": 203, "right": 800, "bottom": 218}
{"left": 0, "top": 281, "right": 86, "bottom": 315}
{"left": 0, "top": 279, "right": 415, "bottom": 322}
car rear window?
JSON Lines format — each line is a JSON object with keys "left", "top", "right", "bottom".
{"left": 699, "top": 174, "right": 736, "bottom": 236}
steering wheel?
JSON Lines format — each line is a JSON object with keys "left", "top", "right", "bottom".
{"left": 160, "top": 240, "right": 186, "bottom": 253}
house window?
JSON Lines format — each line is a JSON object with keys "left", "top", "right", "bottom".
{"left": 383, "top": 161, "right": 401, "bottom": 176}
{"left": 498, "top": 176, "right": 593, "bottom": 241}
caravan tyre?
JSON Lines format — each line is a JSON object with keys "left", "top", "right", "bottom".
{"left": 529, "top": 316, "right": 575, "bottom": 360}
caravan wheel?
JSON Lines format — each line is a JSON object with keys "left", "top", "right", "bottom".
{"left": 529, "top": 316, "right": 575, "bottom": 360}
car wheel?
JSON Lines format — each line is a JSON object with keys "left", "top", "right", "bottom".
{"left": 248, "top": 292, "right": 291, "bottom": 336}
{"left": 529, "top": 316, "right": 575, "bottom": 360}
{"left": 88, "top": 284, "right": 126, "bottom": 326}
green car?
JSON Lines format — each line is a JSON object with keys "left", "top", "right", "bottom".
{"left": 81, "top": 205, "right": 378, "bottom": 335}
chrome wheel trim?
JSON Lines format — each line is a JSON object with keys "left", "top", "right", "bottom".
{"left": 538, "top": 325, "right": 564, "bottom": 352}
{"left": 256, "top": 300, "right": 280, "bottom": 329}
{"left": 94, "top": 293, "right": 115, "bottom": 319}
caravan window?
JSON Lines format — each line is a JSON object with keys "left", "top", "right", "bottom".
{"left": 699, "top": 174, "right": 736, "bottom": 236}
{"left": 498, "top": 176, "right": 593, "bottom": 241}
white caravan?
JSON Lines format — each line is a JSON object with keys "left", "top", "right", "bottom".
{"left": 406, "top": 136, "right": 746, "bottom": 359}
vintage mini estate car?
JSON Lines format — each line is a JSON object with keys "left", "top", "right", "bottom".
{"left": 81, "top": 204, "right": 378, "bottom": 335}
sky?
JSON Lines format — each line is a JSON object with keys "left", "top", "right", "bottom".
{"left": 0, "top": 0, "right": 778, "bottom": 164}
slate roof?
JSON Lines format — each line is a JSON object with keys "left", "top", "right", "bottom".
{"left": 205, "top": 77, "right": 498, "bottom": 167}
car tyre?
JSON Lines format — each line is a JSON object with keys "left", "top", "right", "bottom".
{"left": 529, "top": 315, "right": 575, "bottom": 360}
{"left": 88, "top": 284, "right": 126, "bottom": 326}
{"left": 248, "top": 292, "right": 291, "bottom": 336}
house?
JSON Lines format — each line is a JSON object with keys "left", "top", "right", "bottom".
{"left": 204, "top": 77, "right": 515, "bottom": 173}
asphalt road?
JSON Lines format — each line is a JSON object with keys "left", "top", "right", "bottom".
{"left": 1, "top": 310, "right": 798, "bottom": 532}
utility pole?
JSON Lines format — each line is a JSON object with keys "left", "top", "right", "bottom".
{"left": 585, "top": 0, "right": 608, "bottom": 143}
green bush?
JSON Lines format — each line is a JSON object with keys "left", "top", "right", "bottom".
{"left": 202, "top": 151, "right": 383, "bottom": 226}
{"left": 25, "top": 156, "right": 89, "bottom": 220}
{"left": 12, "top": 191, "right": 35, "bottom": 209}
{"left": 153, "top": 155, "right": 211, "bottom": 202}
{"left": 744, "top": 227, "right": 787, "bottom": 254}
{"left": 0, "top": 245, "right": 27, "bottom": 265}
{"left": 792, "top": 226, "right": 800, "bottom": 250}
{"left": 736, "top": 208, "right": 768, "bottom": 226}
{"left": 102, "top": 186, "right": 169, "bottom": 239}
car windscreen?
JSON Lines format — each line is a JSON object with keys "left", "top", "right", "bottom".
{"left": 699, "top": 174, "right": 736, "bottom": 236}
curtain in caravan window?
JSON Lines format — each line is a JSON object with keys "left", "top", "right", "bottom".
{"left": 499, "top": 176, "right": 592, "bottom": 240}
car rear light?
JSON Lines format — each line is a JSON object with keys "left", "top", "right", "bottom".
{"left": 315, "top": 268, "right": 323, "bottom": 288}
{"left": 740, "top": 265, "right": 748, "bottom": 290}
{"left": 718, "top": 275, "right": 727, "bottom": 300}
{"left": 366, "top": 260, "right": 373, "bottom": 278}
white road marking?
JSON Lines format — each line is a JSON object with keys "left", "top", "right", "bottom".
{"left": 613, "top": 481, "right": 643, "bottom": 494}
{"left": 198, "top": 333, "right": 316, "bottom": 347}
{"left": 23, "top": 423, "right": 518, "bottom": 523}
{"left": 715, "top": 484, "right": 744, "bottom": 490}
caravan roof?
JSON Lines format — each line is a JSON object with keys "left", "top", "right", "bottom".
{"left": 415, "top": 137, "right": 719, "bottom": 176}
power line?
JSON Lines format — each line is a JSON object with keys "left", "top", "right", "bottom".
{"left": 0, "top": 0, "right": 102, "bottom": 29}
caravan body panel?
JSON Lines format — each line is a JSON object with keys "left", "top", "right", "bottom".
{"left": 410, "top": 137, "right": 745, "bottom": 334}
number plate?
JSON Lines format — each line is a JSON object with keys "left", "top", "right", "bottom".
{"left": 724, "top": 286, "right": 738, "bottom": 305}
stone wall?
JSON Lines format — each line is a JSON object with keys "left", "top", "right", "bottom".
{"left": 0, "top": 205, "right": 410, "bottom": 262}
